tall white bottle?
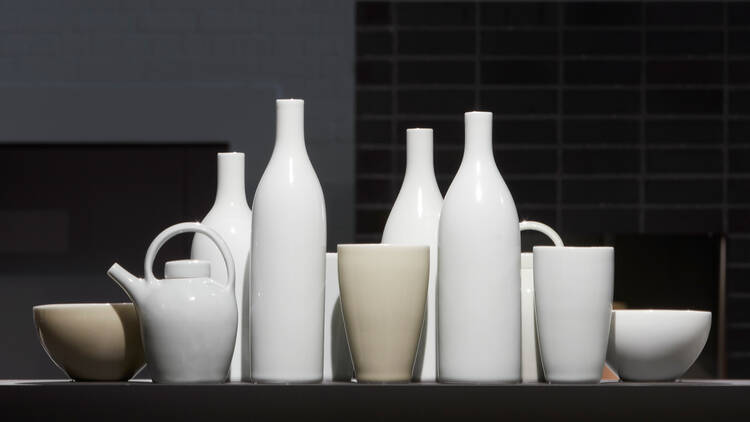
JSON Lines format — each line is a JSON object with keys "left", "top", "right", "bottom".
{"left": 382, "top": 128, "right": 442, "bottom": 382}
{"left": 191, "top": 152, "right": 252, "bottom": 382}
{"left": 437, "top": 111, "right": 521, "bottom": 383}
{"left": 250, "top": 99, "right": 326, "bottom": 383}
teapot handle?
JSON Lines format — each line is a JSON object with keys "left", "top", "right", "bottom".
{"left": 519, "top": 220, "right": 564, "bottom": 247}
{"left": 144, "top": 222, "right": 235, "bottom": 291}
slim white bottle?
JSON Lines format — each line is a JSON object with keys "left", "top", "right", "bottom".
{"left": 191, "top": 152, "right": 252, "bottom": 382}
{"left": 437, "top": 111, "right": 521, "bottom": 383}
{"left": 250, "top": 99, "right": 326, "bottom": 383}
{"left": 382, "top": 128, "right": 442, "bottom": 382}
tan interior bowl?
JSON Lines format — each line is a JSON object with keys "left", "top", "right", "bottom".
{"left": 33, "top": 303, "right": 145, "bottom": 381}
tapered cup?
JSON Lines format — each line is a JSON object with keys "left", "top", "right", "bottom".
{"left": 337, "top": 244, "right": 429, "bottom": 383}
{"left": 534, "top": 246, "right": 614, "bottom": 383}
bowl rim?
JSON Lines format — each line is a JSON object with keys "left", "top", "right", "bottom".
{"left": 612, "top": 309, "right": 711, "bottom": 315}
{"left": 33, "top": 303, "right": 132, "bottom": 311}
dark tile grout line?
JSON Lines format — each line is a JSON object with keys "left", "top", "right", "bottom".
{"left": 638, "top": 2, "right": 647, "bottom": 233}
{"left": 474, "top": 1, "right": 480, "bottom": 110}
{"left": 390, "top": 2, "right": 399, "bottom": 231}
{"left": 723, "top": 2, "right": 731, "bottom": 235}
{"left": 556, "top": 3, "right": 564, "bottom": 231}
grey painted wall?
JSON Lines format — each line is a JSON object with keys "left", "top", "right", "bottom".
{"left": 0, "top": 0, "right": 354, "bottom": 378}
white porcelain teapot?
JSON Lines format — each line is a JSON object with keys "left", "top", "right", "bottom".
{"left": 107, "top": 222, "right": 237, "bottom": 383}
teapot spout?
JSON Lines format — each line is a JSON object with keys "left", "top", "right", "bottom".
{"left": 107, "top": 263, "right": 145, "bottom": 302}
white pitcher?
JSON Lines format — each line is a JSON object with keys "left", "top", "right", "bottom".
{"left": 107, "top": 222, "right": 237, "bottom": 383}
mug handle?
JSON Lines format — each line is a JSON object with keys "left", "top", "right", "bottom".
{"left": 143, "top": 222, "right": 235, "bottom": 291}
{"left": 519, "top": 220, "right": 564, "bottom": 247}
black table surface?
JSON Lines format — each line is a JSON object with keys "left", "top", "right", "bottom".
{"left": 2, "top": 379, "right": 749, "bottom": 421}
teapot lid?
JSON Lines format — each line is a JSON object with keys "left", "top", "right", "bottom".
{"left": 164, "top": 259, "right": 210, "bottom": 279}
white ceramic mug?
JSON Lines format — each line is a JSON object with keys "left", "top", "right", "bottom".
{"left": 534, "top": 246, "right": 614, "bottom": 383}
{"left": 338, "top": 244, "right": 429, "bottom": 383}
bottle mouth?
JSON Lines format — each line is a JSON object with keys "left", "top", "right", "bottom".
{"left": 277, "top": 98, "right": 304, "bottom": 105}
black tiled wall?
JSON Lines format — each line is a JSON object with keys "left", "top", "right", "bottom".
{"left": 356, "top": 1, "right": 750, "bottom": 377}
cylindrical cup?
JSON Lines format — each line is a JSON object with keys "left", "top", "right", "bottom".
{"left": 533, "top": 246, "right": 614, "bottom": 383}
{"left": 337, "top": 244, "right": 429, "bottom": 383}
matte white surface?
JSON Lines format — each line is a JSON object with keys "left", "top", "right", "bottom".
{"left": 437, "top": 111, "right": 521, "bottom": 383}
{"left": 338, "top": 244, "right": 429, "bottom": 383}
{"left": 534, "top": 246, "right": 614, "bottom": 384}
{"left": 323, "top": 253, "right": 354, "bottom": 381}
{"left": 250, "top": 99, "right": 327, "bottom": 383}
{"left": 382, "top": 128, "right": 443, "bottom": 382}
{"left": 518, "top": 221, "right": 564, "bottom": 383}
{"left": 191, "top": 152, "right": 253, "bottom": 382}
{"left": 108, "top": 222, "right": 237, "bottom": 383}
{"left": 607, "top": 310, "right": 711, "bottom": 381}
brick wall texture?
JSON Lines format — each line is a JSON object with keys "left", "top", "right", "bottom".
{"left": 355, "top": 1, "right": 750, "bottom": 377}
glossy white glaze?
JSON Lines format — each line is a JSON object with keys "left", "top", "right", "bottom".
{"left": 107, "top": 222, "right": 237, "bottom": 383}
{"left": 191, "top": 152, "right": 252, "bottom": 382}
{"left": 518, "top": 221, "right": 564, "bottom": 383}
{"left": 437, "top": 111, "right": 521, "bottom": 383}
{"left": 382, "top": 128, "right": 442, "bottom": 382}
{"left": 607, "top": 310, "right": 711, "bottom": 381}
{"left": 323, "top": 252, "right": 354, "bottom": 381}
{"left": 534, "top": 246, "right": 613, "bottom": 384}
{"left": 250, "top": 99, "right": 326, "bottom": 383}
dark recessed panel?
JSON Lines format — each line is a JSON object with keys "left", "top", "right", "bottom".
{"left": 563, "top": 119, "right": 639, "bottom": 145}
{"left": 564, "top": 89, "right": 640, "bottom": 115}
{"left": 563, "top": 179, "right": 640, "bottom": 204}
{"left": 645, "top": 119, "right": 723, "bottom": 144}
{"left": 563, "top": 148, "right": 640, "bottom": 174}
{"left": 397, "top": 2, "right": 475, "bottom": 27}
{"left": 479, "top": 89, "right": 557, "bottom": 115}
{"left": 565, "top": 60, "right": 640, "bottom": 85}
{"left": 645, "top": 179, "right": 724, "bottom": 204}
{"left": 646, "top": 148, "right": 723, "bottom": 174}
{"left": 481, "top": 30, "right": 558, "bottom": 55}
{"left": 564, "top": 3, "right": 642, "bottom": 26}
{"left": 480, "top": 2, "right": 558, "bottom": 26}
{"left": 646, "top": 2, "right": 723, "bottom": 26}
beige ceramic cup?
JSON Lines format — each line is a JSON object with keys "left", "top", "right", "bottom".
{"left": 337, "top": 244, "right": 429, "bottom": 383}
{"left": 33, "top": 303, "right": 145, "bottom": 381}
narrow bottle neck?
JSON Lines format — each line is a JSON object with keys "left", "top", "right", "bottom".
{"left": 404, "top": 129, "right": 435, "bottom": 182}
{"left": 462, "top": 112, "right": 496, "bottom": 165}
{"left": 274, "top": 99, "right": 306, "bottom": 154}
{"left": 215, "top": 153, "right": 248, "bottom": 206}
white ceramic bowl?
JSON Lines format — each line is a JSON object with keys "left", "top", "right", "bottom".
{"left": 606, "top": 310, "right": 711, "bottom": 381}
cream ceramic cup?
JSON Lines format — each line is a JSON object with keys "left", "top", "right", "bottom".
{"left": 337, "top": 244, "right": 429, "bottom": 383}
{"left": 534, "top": 246, "right": 614, "bottom": 383}
{"left": 33, "top": 303, "right": 145, "bottom": 381}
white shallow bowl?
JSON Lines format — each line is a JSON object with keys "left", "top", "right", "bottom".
{"left": 606, "top": 310, "right": 711, "bottom": 382}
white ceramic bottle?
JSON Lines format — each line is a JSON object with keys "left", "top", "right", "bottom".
{"left": 437, "top": 111, "right": 521, "bottom": 383}
{"left": 382, "top": 128, "right": 442, "bottom": 382}
{"left": 191, "top": 152, "right": 252, "bottom": 382}
{"left": 250, "top": 99, "right": 326, "bottom": 383}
